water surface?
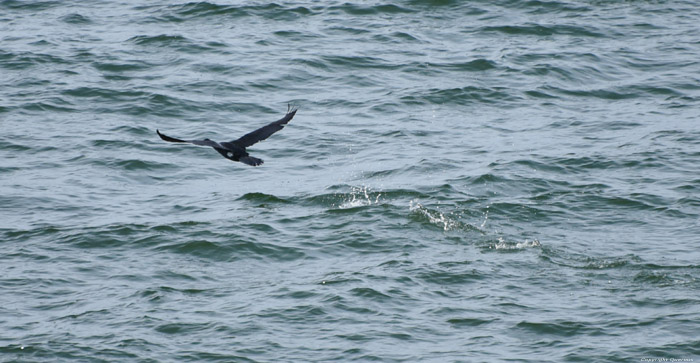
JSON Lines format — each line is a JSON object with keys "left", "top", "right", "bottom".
{"left": 2, "top": 0, "right": 699, "bottom": 361}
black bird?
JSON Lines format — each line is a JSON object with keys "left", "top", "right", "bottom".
{"left": 157, "top": 105, "right": 297, "bottom": 166}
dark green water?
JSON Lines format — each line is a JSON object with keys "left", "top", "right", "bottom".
{"left": 2, "top": 1, "right": 699, "bottom": 361}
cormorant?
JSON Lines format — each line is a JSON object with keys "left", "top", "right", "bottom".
{"left": 156, "top": 105, "right": 297, "bottom": 166}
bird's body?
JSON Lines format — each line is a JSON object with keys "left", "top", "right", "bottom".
{"left": 157, "top": 106, "right": 297, "bottom": 166}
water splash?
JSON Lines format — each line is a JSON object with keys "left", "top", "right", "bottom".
{"left": 409, "top": 200, "right": 455, "bottom": 231}
{"left": 492, "top": 237, "right": 541, "bottom": 250}
{"left": 409, "top": 200, "right": 481, "bottom": 233}
{"left": 480, "top": 205, "right": 489, "bottom": 229}
{"left": 337, "top": 185, "right": 382, "bottom": 209}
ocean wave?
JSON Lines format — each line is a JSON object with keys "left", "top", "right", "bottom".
{"left": 0, "top": 0, "right": 60, "bottom": 11}
{"left": 480, "top": 23, "right": 604, "bottom": 37}
{"left": 328, "top": 3, "right": 415, "bottom": 16}
{"left": 60, "top": 13, "right": 92, "bottom": 25}
{"left": 0, "top": 50, "right": 69, "bottom": 70}
{"left": 400, "top": 86, "right": 522, "bottom": 106}
{"left": 139, "top": 2, "right": 312, "bottom": 23}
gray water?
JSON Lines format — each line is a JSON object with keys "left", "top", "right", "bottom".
{"left": 2, "top": 1, "right": 700, "bottom": 361}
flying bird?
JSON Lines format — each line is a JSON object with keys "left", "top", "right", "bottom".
{"left": 157, "top": 105, "right": 297, "bottom": 166}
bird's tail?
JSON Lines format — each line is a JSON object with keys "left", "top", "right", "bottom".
{"left": 240, "top": 156, "right": 263, "bottom": 166}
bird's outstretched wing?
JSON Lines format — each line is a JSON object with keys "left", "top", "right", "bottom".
{"left": 232, "top": 105, "right": 297, "bottom": 148}
{"left": 156, "top": 130, "right": 222, "bottom": 148}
